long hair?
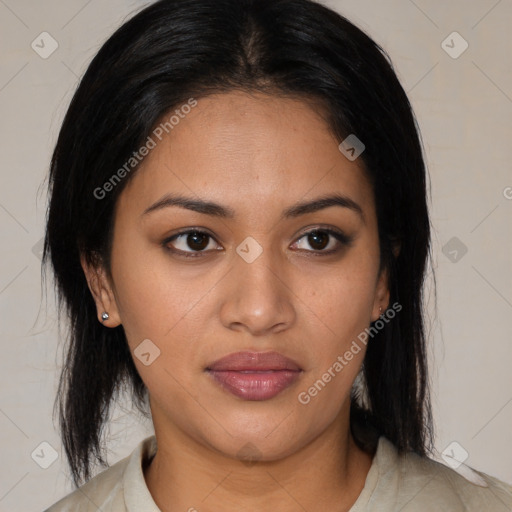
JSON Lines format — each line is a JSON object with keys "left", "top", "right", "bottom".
{"left": 43, "top": 0, "right": 434, "bottom": 486}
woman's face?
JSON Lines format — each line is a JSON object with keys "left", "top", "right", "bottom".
{"left": 87, "top": 90, "right": 389, "bottom": 461}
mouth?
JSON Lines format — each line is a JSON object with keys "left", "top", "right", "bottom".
{"left": 205, "top": 351, "right": 303, "bottom": 401}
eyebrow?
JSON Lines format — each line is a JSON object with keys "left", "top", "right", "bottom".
{"left": 141, "top": 192, "right": 365, "bottom": 223}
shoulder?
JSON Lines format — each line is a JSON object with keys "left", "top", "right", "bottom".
{"left": 370, "top": 436, "right": 512, "bottom": 511}
{"left": 42, "top": 457, "right": 128, "bottom": 512}
{"left": 42, "top": 436, "right": 157, "bottom": 512}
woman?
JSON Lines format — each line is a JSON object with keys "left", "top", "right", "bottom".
{"left": 42, "top": 0, "right": 512, "bottom": 510}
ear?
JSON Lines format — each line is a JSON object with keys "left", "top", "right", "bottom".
{"left": 80, "top": 253, "right": 122, "bottom": 327}
{"left": 370, "top": 240, "right": 400, "bottom": 322}
{"left": 370, "top": 264, "right": 390, "bottom": 322}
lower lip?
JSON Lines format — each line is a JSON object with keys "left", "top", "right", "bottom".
{"left": 207, "top": 370, "right": 301, "bottom": 400}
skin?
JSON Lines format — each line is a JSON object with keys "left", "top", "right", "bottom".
{"left": 82, "top": 90, "right": 390, "bottom": 512}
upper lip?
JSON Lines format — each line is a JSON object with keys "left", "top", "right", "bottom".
{"left": 206, "top": 351, "right": 302, "bottom": 371}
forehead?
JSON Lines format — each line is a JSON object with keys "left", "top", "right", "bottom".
{"left": 117, "top": 91, "right": 375, "bottom": 223}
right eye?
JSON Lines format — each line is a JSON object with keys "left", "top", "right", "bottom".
{"left": 162, "top": 229, "right": 222, "bottom": 258}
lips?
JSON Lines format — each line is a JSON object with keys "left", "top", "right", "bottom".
{"left": 206, "top": 351, "right": 302, "bottom": 400}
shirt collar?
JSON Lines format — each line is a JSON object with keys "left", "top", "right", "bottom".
{"left": 123, "top": 435, "right": 160, "bottom": 511}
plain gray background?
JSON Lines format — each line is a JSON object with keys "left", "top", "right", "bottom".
{"left": 0, "top": 0, "right": 511, "bottom": 510}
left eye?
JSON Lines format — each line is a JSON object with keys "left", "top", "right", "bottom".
{"left": 292, "top": 229, "right": 349, "bottom": 253}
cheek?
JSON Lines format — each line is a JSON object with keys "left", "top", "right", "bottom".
{"left": 109, "top": 234, "right": 199, "bottom": 337}
{"left": 297, "top": 253, "right": 378, "bottom": 341}
{"left": 109, "top": 247, "right": 219, "bottom": 385}
{"left": 112, "top": 273, "right": 175, "bottom": 344}
{"left": 296, "top": 270, "right": 371, "bottom": 413}
{"left": 112, "top": 267, "right": 201, "bottom": 400}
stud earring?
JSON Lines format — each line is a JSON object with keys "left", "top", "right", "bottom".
{"left": 101, "top": 312, "right": 109, "bottom": 322}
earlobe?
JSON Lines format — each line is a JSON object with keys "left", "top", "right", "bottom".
{"left": 391, "top": 237, "right": 401, "bottom": 259}
{"left": 80, "top": 253, "right": 122, "bottom": 327}
{"left": 371, "top": 240, "right": 400, "bottom": 322}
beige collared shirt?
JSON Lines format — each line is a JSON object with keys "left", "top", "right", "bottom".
{"left": 44, "top": 435, "right": 512, "bottom": 511}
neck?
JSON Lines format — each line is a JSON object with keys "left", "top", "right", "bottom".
{"left": 144, "top": 406, "right": 374, "bottom": 512}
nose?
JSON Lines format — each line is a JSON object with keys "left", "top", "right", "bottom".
{"left": 218, "top": 242, "right": 296, "bottom": 337}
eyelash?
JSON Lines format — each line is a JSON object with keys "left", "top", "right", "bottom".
{"left": 161, "top": 226, "right": 354, "bottom": 259}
